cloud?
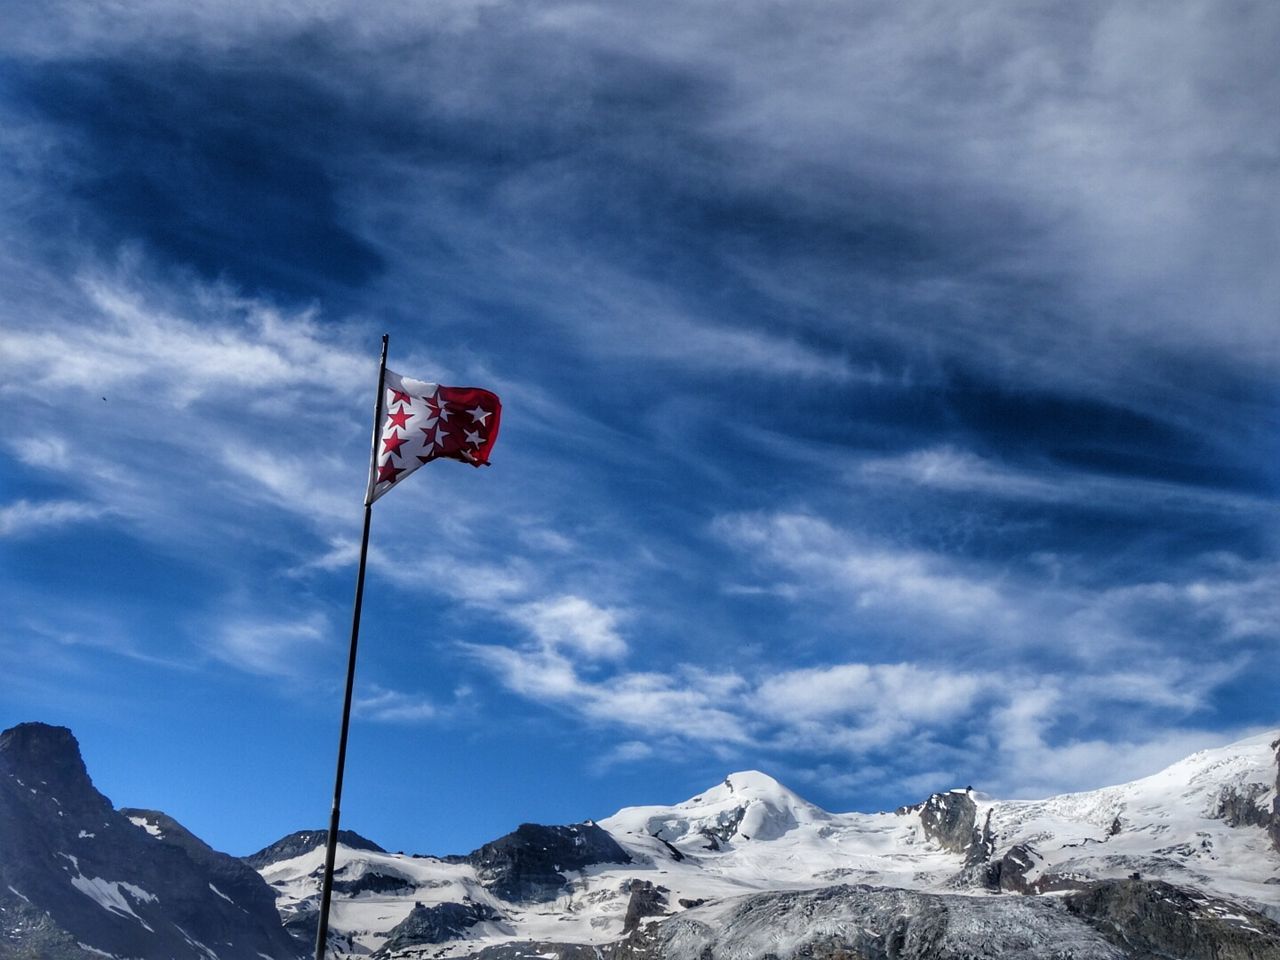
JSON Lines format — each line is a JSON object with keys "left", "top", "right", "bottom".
{"left": 354, "top": 684, "right": 440, "bottom": 724}
{"left": 464, "top": 631, "right": 1255, "bottom": 799}
{"left": 756, "top": 664, "right": 987, "bottom": 724}
{"left": 0, "top": 498, "right": 110, "bottom": 537}
{"left": 595, "top": 740, "right": 656, "bottom": 770}
{"left": 714, "top": 512, "right": 1013, "bottom": 636}
{"left": 459, "top": 506, "right": 1270, "bottom": 798}
{"left": 713, "top": 510, "right": 1280, "bottom": 664}
{"left": 209, "top": 614, "right": 329, "bottom": 678}
{"left": 7, "top": 270, "right": 370, "bottom": 402}
{"left": 464, "top": 641, "right": 752, "bottom": 745}
{"left": 857, "top": 446, "right": 1274, "bottom": 517}
{"left": 509, "top": 595, "right": 628, "bottom": 660}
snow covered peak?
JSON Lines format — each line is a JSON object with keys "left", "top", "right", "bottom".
{"left": 255, "top": 731, "right": 1278, "bottom": 957}
{"left": 601, "top": 769, "right": 831, "bottom": 849}
{"left": 707, "top": 770, "right": 809, "bottom": 803}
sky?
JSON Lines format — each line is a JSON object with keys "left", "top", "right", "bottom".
{"left": 0, "top": 0, "right": 1277, "bottom": 859}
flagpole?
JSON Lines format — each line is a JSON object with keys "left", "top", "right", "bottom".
{"left": 313, "top": 333, "right": 389, "bottom": 960}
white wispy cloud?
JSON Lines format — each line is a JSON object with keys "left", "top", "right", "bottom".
{"left": 458, "top": 504, "right": 1269, "bottom": 798}
{"left": 714, "top": 512, "right": 1013, "bottom": 635}
{"left": 0, "top": 498, "right": 110, "bottom": 537}
{"left": 858, "top": 445, "right": 1273, "bottom": 516}
{"left": 209, "top": 613, "right": 330, "bottom": 677}
{"left": 712, "top": 510, "right": 1280, "bottom": 663}
{"left": 354, "top": 684, "right": 440, "bottom": 724}
{"left": 464, "top": 632, "right": 1253, "bottom": 799}
{"left": 756, "top": 664, "right": 987, "bottom": 724}
{"left": 509, "top": 594, "right": 628, "bottom": 660}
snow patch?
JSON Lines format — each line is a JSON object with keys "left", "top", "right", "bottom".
{"left": 209, "top": 883, "right": 234, "bottom": 903}
{"left": 7, "top": 885, "right": 30, "bottom": 903}
{"left": 69, "top": 875, "right": 157, "bottom": 931}
{"left": 173, "top": 922, "right": 219, "bottom": 960}
{"left": 127, "top": 815, "right": 163, "bottom": 838}
{"left": 79, "top": 829, "right": 96, "bottom": 839}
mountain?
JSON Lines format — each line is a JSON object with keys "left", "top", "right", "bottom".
{"left": 0, "top": 722, "right": 301, "bottom": 960}
{"left": 252, "top": 734, "right": 1280, "bottom": 959}
{"left": 3, "top": 721, "right": 1279, "bottom": 959}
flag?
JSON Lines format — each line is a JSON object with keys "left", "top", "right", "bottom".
{"left": 366, "top": 369, "right": 502, "bottom": 503}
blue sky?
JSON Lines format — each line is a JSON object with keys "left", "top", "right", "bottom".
{"left": 1, "top": 0, "right": 1277, "bottom": 858}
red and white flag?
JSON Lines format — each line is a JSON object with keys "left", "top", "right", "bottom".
{"left": 366, "top": 369, "right": 502, "bottom": 503}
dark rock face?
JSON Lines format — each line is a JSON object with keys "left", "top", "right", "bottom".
{"left": 465, "top": 821, "right": 631, "bottom": 902}
{"left": 466, "top": 942, "right": 601, "bottom": 960}
{"left": 374, "top": 900, "right": 499, "bottom": 955}
{"left": 993, "top": 843, "right": 1040, "bottom": 894}
{"left": 1213, "top": 738, "right": 1280, "bottom": 857}
{"left": 699, "top": 800, "right": 748, "bottom": 847}
{"left": 242, "top": 827, "right": 386, "bottom": 870}
{"left": 1065, "top": 879, "right": 1280, "bottom": 960}
{"left": 0, "top": 722, "right": 301, "bottom": 960}
{"left": 1216, "top": 783, "right": 1273, "bottom": 829}
{"left": 120, "top": 808, "right": 286, "bottom": 925}
{"left": 573, "top": 882, "right": 1280, "bottom": 960}
{"left": 597, "top": 884, "right": 1129, "bottom": 960}
{"left": 985, "top": 843, "right": 1091, "bottom": 896}
{"left": 332, "top": 869, "right": 417, "bottom": 897}
{"left": 897, "top": 788, "right": 990, "bottom": 863}
{"left": 1272, "top": 738, "right": 1280, "bottom": 856}
{"left": 967, "top": 808, "right": 996, "bottom": 867}
{"left": 621, "top": 879, "right": 668, "bottom": 933}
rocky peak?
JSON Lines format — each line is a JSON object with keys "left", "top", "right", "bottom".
{"left": 465, "top": 821, "right": 631, "bottom": 902}
{"left": 242, "top": 827, "right": 386, "bottom": 870}
{"left": 1272, "top": 737, "right": 1280, "bottom": 855}
{"left": 0, "top": 722, "right": 304, "bottom": 960}
{"left": 897, "top": 788, "right": 982, "bottom": 856}
{"left": 0, "top": 722, "right": 107, "bottom": 817}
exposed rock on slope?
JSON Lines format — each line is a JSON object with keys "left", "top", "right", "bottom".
{"left": 374, "top": 900, "right": 500, "bottom": 956}
{"left": 462, "top": 821, "right": 631, "bottom": 902}
{"left": 621, "top": 879, "right": 668, "bottom": 933}
{"left": 465, "top": 882, "right": 1280, "bottom": 960}
{"left": 1271, "top": 737, "right": 1280, "bottom": 855}
{"left": 895, "top": 788, "right": 992, "bottom": 865}
{"left": 0, "top": 722, "right": 300, "bottom": 960}
{"left": 243, "top": 827, "right": 386, "bottom": 870}
{"left": 608, "top": 883, "right": 1132, "bottom": 960}
{"left": 1064, "top": 879, "right": 1280, "bottom": 960}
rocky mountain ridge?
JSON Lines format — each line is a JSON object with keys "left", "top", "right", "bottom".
{"left": 0, "top": 722, "right": 300, "bottom": 960}
{"left": 256, "top": 733, "right": 1280, "bottom": 958}
{"left": 2, "top": 722, "right": 1278, "bottom": 960}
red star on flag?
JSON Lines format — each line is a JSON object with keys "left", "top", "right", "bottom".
{"left": 382, "top": 432, "right": 408, "bottom": 457}
{"left": 367, "top": 369, "right": 502, "bottom": 502}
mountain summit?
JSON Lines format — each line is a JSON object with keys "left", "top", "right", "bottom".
{"left": 0, "top": 722, "right": 300, "bottom": 960}
{"left": 601, "top": 769, "right": 831, "bottom": 851}
{"left": 253, "top": 730, "right": 1280, "bottom": 958}
{"left": 3, "top": 722, "right": 1279, "bottom": 959}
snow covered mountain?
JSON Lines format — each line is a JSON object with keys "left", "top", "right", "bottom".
{"left": 3, "top": 721, "right": 1278, "bottom": 959}
{"left": 253, "top": 731, "right": 1280, "bottom": 958}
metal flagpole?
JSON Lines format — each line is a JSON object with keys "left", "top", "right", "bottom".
{"left": 313, "top": 333, "right": 390, "bottom": 960}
